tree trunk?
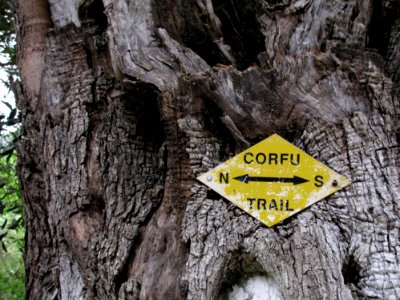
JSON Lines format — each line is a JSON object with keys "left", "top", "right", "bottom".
{"left": 15, "top": 0, "right": 400, "bottom": 299}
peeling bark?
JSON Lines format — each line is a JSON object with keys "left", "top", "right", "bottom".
{"left": 16, "top": 0, "right": 51, "bottom": 107}
{"left": 16, "top": 0, "right": 400, "bottom": 299}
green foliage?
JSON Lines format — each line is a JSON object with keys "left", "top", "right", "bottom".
{"left": 0, "top": 0, "right": 16, "bottom": 77}
{"left": 0, "top": 1, "right": 24, "bottom": 298}
{"left": 0, "top": 149, "right": 24, "bottom": 300}
{"left": 0, "top": 223, "right": 24, "bottom": 300}
{"left": 0, "top": 152, "right": 22, "bottom": 247}
{"left": 0, "top": 0, "right": 18, "bottom": 133}
{"left": 0, "top": 0, "right": 20, "bottom": 242}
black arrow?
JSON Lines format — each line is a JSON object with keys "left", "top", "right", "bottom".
{"left": 233, "top": 174, "right": 309, "bottom": 185}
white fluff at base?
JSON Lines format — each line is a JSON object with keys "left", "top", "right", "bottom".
{"left": 228, "top": 276, "right": 283, "bottom": 300}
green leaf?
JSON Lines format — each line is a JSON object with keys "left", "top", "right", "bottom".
{"left": 1, "top": 100, "right": 12, "bottom": 110}
{"left": 7, "top": 108, "right": 16, "bottom": 121}
{"left": 1, "top": 218, "right": 6, "bottom": 229}
{"left": 8, "top": 217, "right": 21, "bottom": 230}
{"left": 0, "top": 231, "right": 7, "bottom": 242}
{"left": 1, "top": 240, "right": 7, "bottom": 252}
{"left": 1, "top": 47, "right": 14, "bottom": 55}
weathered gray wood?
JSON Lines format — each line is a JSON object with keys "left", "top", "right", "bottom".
{"left": 16, "top": 0, "right": 400, "bottom": 299}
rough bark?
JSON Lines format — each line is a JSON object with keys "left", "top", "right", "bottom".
{"left": 15, "top": 0, "right": 400, "bottom": 299}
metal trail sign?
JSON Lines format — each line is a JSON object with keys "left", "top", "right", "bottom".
{"left": 197, "top": 134, "right": 351, "bottom": 227}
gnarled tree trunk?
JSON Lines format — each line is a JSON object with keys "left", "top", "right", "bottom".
{"left": 16, "top": 0, "right": 400, "bottom": 299}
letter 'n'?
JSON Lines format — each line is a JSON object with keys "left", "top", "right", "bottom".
{"left": 219, "top": 172, "right": 229, "bottom": 184}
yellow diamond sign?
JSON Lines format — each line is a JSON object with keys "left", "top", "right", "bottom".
{"left": 197, "top": 134, "right": 351, "bottom": 227}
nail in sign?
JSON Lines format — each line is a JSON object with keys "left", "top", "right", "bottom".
{"left": 197, "top": 134, "right": 351, "bottom": 227}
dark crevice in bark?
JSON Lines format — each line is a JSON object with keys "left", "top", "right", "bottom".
{"left": 79, "top": 0, "right": 111, "bottom": 75}
{"left": 79, "top": 0, "right": 108, "bottom": 34}
{"left": 80, "top": 197, "right": 105, "bottom": 214}
{"left": 152, "top": 0, "right": 231, "bottom": 67}
{"left": 350, "top": 4, "right": 360, "bottom": 23}
{"left": 206, "top": 189, "right": 222, "bottom": 200}
{"left": 152, "top": 0, "right": 266, "bottom": 70}
{"left": 367, "top": 0, "right": 399, "bottom": 56}
{"left": 113, "top": 227, "right": 143, "bottom": 296}
{"left": 382, "top": 1, "right": 400, "bottom": 99}
{"left": 342, "top": 255, "right": 361, "bottom": 285}
{"left": 212, "top": 0, "right": 266, "bottom": 70}
{"left": 121, "top": 82, "right": 164, "bottom": 148}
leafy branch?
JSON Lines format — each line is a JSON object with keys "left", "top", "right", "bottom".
{"left": 0, "top": 0, "right": 22, "bottom": 253}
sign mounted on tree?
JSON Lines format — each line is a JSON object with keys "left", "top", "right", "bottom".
{"left": 197, "top": 134, "right": 351, "bottom": 227}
